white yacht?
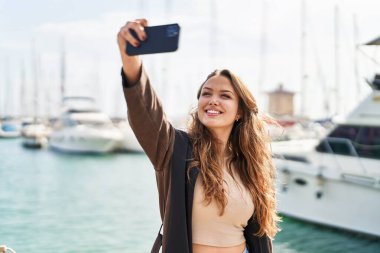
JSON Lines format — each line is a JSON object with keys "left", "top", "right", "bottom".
{"left": 49, "top": 97, "right": 123, "bottom": 153}
{"left": 273, "top": 74, "right": 380, "bottom": 237}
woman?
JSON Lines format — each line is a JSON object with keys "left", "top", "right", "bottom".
{"left": 117, "top": 19, "right": 279, "bottom": 253}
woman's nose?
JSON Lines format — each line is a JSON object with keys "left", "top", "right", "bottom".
{"left": 208, "top": 98, "right": 219, "bottom": 105}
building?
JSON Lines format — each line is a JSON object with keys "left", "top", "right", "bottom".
{"left": 267, "top": 84, "right": 295, "bottom": 117}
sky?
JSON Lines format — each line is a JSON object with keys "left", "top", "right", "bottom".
{"left": 1, "top": 0, "right": 380, "bottom": 120}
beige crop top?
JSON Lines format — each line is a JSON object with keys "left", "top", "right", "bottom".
{"left": 192, "top": 169, "right": 255, "bottom": 247}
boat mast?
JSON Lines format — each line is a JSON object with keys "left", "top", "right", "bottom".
{"left": 300, "top": 0, "right": 307, "bottom": 117}
{"left": 160, "top": 0, "right": 172, "bottom": 103}
{"left": 209, "top": 0, "right": 217, "bottom": 66}
{"left": 20, "top": 58, "right": 26, "bottom": 118}
{"left": 353, "top": 14, "right": 361, "bottom": 101}
{"left": 334, "top": 5, "right": 341, "bottom": 115}
{"left": 60, "top": 37, "right": 66, "bottom": 103}
{"left": 3, "top": 57, "right": 11, "bottom": 118}
{"left": 258, "top": 0, "right": 268, "bottom": 94}
{"left": 31, "top": 39, "right": 39, "bottom": 121}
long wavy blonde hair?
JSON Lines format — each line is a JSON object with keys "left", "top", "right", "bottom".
{"left": 188, "top": 69, "right": 280, "bottom": 238}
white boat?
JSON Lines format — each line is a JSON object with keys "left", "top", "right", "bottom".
{"left": 273, "top": 74, "right": 380, "bottom": 237}
{"left": 0, "top": 121, "right": 21, "bottom": 138}
{"left": 21, "top": 119, "right": 50, "bottom": 148}
{"left": 49, "top": 97, "right": 123, "bottom": 153}
{"left": 116, "top": 120, "right": 143, "bottom": 153}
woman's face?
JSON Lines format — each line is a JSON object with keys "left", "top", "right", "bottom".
{"left": 198, "top": 75, "right": 240, "bottom": 137}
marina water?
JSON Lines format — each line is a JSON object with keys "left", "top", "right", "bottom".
{"left": 1, "top": 138, "right": 379, "bottom": 253}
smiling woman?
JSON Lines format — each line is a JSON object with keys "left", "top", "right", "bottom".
{"left": 188, "top": 69, "right": 279, "bottom": 250}
{"left": 117, "top": 18, "right": 279, "bottom": 253}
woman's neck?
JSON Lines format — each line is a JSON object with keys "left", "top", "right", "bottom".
{"left": 215, "top": 142, "right": 234, "bottom": 167}
{"left": 209, "top": 128, "right": 232, "bottom": 154}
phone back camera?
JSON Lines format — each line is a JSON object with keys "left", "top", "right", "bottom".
{"left": 166, "top": 25, "right": 179, "bottom": 37}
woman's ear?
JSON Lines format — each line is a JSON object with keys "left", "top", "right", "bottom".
{"left": 236, "top": 109, "right": 243, "bottom": 121}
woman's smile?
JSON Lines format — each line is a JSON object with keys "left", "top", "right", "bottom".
{"left": 205, "top": 108, "right": 223, "bottom": 117}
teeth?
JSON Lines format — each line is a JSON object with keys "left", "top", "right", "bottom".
{"left": 207, "top": 110, "right": 221, "bottom": 114}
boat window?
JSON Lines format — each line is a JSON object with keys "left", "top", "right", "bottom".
{"left": 354, "top": 127, "right": 380, "bottom": 159}
{"left": 316, "top": 125, "right": 359, "bottom": 155}
{"left": 316, "top": 125, "right": 380, "bottom": 160}
{"left": 330, "top": 125, "right": 360, "bottom": 140}
{"left": 316, "top": 138, "right": 353, "bottom": 156}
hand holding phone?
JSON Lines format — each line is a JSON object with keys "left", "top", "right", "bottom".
{"left": 126, "top": 23, "right": 180, "bottom": 56}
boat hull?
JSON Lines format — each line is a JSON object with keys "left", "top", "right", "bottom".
{"left": 49, "top": 126, "right": 123, "bottom": 153}
{"left": 22, "top": 136, "right": 48, "bottom": 148}
{"left": 0, "top": 131, "right": 20, "bottom": 138}
{"left": 275, "top": 158, "right": 380, "bottom": 237}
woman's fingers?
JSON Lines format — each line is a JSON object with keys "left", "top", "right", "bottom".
{"left": 130, "top": 19, "right": 148, "bottom": 41}
{"left": 119, "top": 19, "right": 148, "bottom": 47}
{"left": 135, "top": 18, "right": 148, "bottom": 28}
{"left": 118, "top": 22, "right": 139, "bottom": 47}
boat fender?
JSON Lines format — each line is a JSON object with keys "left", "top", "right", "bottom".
{"left": 281, "top": 168, "right": 291, "bottom": 192}
{"left": 315, "top": 173, "right": 325, "bottom": 199}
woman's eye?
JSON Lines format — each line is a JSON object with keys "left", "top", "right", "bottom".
{"left": 221, "top": 94, "right": 231, "bottom": 99}
{"left": 201, "top": 92, "right": 211, "bottom": 96}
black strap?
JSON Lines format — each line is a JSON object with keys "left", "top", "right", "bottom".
{"left": 151, "top": 224, "right": 163, "bottom": 253}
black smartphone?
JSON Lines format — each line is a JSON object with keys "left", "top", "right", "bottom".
{"left": 126, "top": 23, "right": 180, "bottom": 56}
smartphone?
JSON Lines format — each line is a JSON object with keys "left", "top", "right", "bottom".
{"left": 126, "top": 23, "right": 180, "bottom": 56}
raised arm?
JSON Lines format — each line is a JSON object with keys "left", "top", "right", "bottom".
{"left": 117, "top": 19, "right": 175, "bottom": 170}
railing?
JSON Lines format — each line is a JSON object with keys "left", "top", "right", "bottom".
{"left": 274, "top": 137, "right": 380, "bottom": 189}
{"left": 318, "top": 137, "right": 367, "bottom": 174}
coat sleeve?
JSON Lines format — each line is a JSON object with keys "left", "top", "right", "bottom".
{"left": 244, "top": 216, "right": 273, "bottom": 253}
{"left": 122, "top": 66, "right": 175, "bottom": 224}
{"left": 121, "top": 66, "right": 175, "bottom": 171}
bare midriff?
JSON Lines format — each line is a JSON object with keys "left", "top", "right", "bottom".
{"left": 192, "top": 242, "right": 246, "bottom": 253}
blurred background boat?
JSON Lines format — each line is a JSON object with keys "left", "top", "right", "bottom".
{"left": 21, "top": 117, "right": 50, "bottom": 148}
{"left": 49, "top": 97, "right": 124, "bottom": 154}
{"left": 0, "top": 119, "right": 21, "bottom": 138}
